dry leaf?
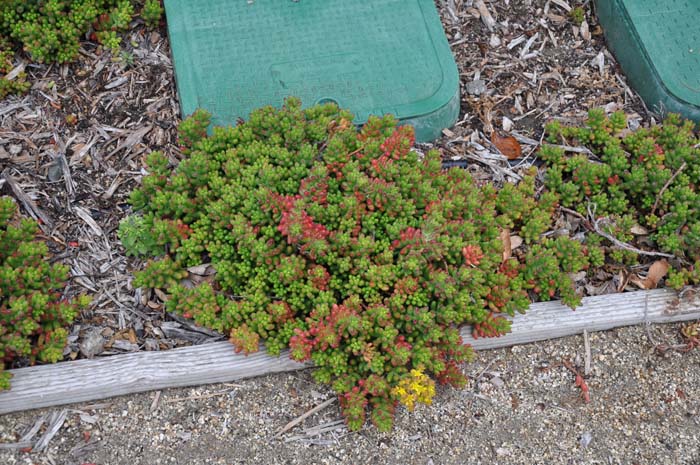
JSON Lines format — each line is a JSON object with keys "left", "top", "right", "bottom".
{"left": 500, "top": 229, "right": 512, "bottom": 262}
{"left": 474, "top": 0, "right": 496, "bottom": 31}
{"left": 551, "top": 0, "right": 572, "bottom": 12}
{"left": 187, "top": 263, "right": 215, "bottom": 275}
{"left": 5, "top": 63, "right": 25, "bottom": 81}
{"left": 645, "top": 260, "right": 670, "bottom": 288}
{"left": 630, "top": 224, "right": 649, "bottom": 235}
{"left": 442, "top": 128, "right": 456, "bottom": 138}
{"left": 69, "top": 143, "right": 86, "bottom": 157}
{"left": 630, "top": 260, "right": 669, "bottom": 289}
{"left": 502, "top": 116, "right": 513, "bottom": 132}
{"left": 510, "top": 234, "right": 523, "bottom": 250}
{"left": 466, "top": 7, "right": 480, "bottom": 18}
{"left": 547, "top": 13, "right": 567, "bottom": 25}
{"left": 580, "top": 20, "right": 591, "bottom": 41}
{"left": 628, "top": 276, "right": 646, "bottom": 289}
{"left": 591, "top": 51, "right": 605, "bottom": 75}
{"left": 154, "top": 288, "right": 169, "bottom": 301}
{"left": 491, "top": 132, "right": 522, "bottom": 160}
{"left": 616, "top": 269, "right": 630, "bottom": 292}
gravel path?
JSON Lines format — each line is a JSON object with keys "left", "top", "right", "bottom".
{"left": 2, "top": 322, "right": 699, "bottom": 465}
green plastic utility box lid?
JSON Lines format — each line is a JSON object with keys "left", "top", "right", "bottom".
{"left": 595, "top": 0, "right": 700, "bottom": 121}
{"left": 163, "top": 0, "right": 460, "bottom": 141}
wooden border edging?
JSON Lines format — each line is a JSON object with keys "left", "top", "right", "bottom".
{"left": 460, "top": 287, "right": 698, "bottom": 349}
{"left": 1, "top": 288, "right": 699, "bottom": 415}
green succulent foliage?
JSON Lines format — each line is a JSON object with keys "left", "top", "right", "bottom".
{"left": 542, "top": 109, "right": 700, "bottom": 285}
{"left": 125, "top": 98, "right": 589, "bottom": 431}
{"left": 0, "top": 196, "right": 90, "bottom": 390}
{"left": 1, "top": 0, "right": 134, "bottom": 63}
{"left": 667, "top": 261, "right": 700, "bottom": 290}
{"left": 118, "top": 195, "right": 194, "bottom": 259}
{"left": 141, "top": 0, "right": 163, "bottom": 29}
{"left": 568, "top": 6, "right": 586, "bottom": 24}
{"left": 119, "top": 215, "right": 164, "bottom": 257}
{"left": 0, "top": 39, "right": 30, "bottom": 99}
{"left": 0, "top": 0, "right": 156, "bottom": 98}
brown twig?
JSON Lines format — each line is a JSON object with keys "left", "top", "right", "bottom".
{"left": 583, "top": 329, "right": 591, "bottom": 376}
{"left": 163, "top": 390, "right": 231, "bottom": 404}
{"left": 443, "top": 145, "right": 522, "bottom": 181}
{"left": 643, "top": 291, "right": 659, "bottom": 348}
{"left": 1, "top": 169, "right": 54, "bottom": 231}
{"left": 587, "top": 204, "right": 675, "bottom": 259}
{"left": 273, "top": 397, "right": 337, "bottom": 439}
{"left": 655, "top": 343, "right": 695, "bottom": 354}
{"left": 559, "top": 206, "right": 586, "bottom": 221}
{"left": 150, "top": 390, "right": 161, "bottom": 411}
{"left": 651, "top": 162, "right": 686, "bottom": 216}
{"left": 473, "top": 356, "right": 501, "bottom": 391}
{"left": 644, "top": 293, "right": 694, "bottom": 354}
{"left": 592, "top": 218, "right": 675, "bottom": 258}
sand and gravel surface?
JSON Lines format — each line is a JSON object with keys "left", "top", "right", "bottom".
{"left": 2, "top": 322, "right": 699, "bottom": 465}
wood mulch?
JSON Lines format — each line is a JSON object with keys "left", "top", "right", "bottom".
{"left": 0, "top": 0, "right": 663, "bottom": 367}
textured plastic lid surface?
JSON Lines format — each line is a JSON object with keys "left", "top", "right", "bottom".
{"left": 163, "top": 0, "right": 460, "bottom": 141}
{"left": 595, "top": 0, "right": 700, "bottom": 120}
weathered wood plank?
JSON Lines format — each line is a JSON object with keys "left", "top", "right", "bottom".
{"left": 1, "top": 288, "right": 698, "bottom": 415}
{"left": 461, "top": 288, "right": 698, "bottom": 349}
{"left": 0, "top": 344, "right": 310, "bottom": 415}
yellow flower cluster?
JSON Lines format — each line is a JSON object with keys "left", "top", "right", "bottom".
{"left": 391, "top": 369, "right": 436, "bottom": 411}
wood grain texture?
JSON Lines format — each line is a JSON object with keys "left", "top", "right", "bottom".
{"left": 0, "top": 343, "right": 310, "bottom": 415}
{"left": 2, "top": 288, "right": 698, "bottom": 415}
{"left": 461, "top": 288, "right": 699, "bottom": 349}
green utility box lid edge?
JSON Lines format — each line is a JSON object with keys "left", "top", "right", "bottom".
{"left": 163, "top": 0, "right": 461, "bottom": 141}
{"left": 595, "top": 0, "right": 700, "bottom": 121}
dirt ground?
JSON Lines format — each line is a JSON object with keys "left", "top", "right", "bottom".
{"left": 2, "top": 0, "right": 700, "bottom": 463}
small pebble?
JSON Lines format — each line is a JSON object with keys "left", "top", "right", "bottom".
{"left": 79, "top": 329, "right": 106, "bottom": 358}
{"left": 465, "top": 79, "right": 487, "bottom": 95}
{"left": 580, "top": 431, "right": 593, "bottom": 448}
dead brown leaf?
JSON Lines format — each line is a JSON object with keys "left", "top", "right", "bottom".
{"left": 580, "top": 20, "right": 591, "bottom": 41}
{"left": 630, "top": 224, "right": 649, "bottom": 235}
{"left": 630, "top": 259, "right": 670, "bottom": 289}
{"left": 616, "top": 269, "right": 630, "bottom": 292}
{"left": 500, "top": 229, "right": 512, "bottom": 262}
{"left": 154, "top": 288, "right": 169, "bottom": 301}
{"left": 491, "top": 132, "right": 522, "bottom": 160}
{"left": 646, "top": 259, "right": 670, "bottom": 288}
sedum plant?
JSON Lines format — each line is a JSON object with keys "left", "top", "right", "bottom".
{"left": 122, "top": 98, "right": 591, "bottom": 431}
{"left": 0, "top": 0, "right": 159, "bottom": 98}
{"left": 1, "top": 0, "right": 130, "bottom": 64}
{"left": 542, "top": 109, "right": 700, "bottom": 287}
{"left": 141, "top": 0, "right": 164, "bottom": 29}
{"left": 0, "top": 38, "right": 30, "bottom": 99}
{"left": 0, "top": 197, "right": 90, "bottom": 390}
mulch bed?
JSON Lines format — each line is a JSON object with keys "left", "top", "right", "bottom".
{"left": 0, "top": 0, "right": 660, "bottom": 367}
